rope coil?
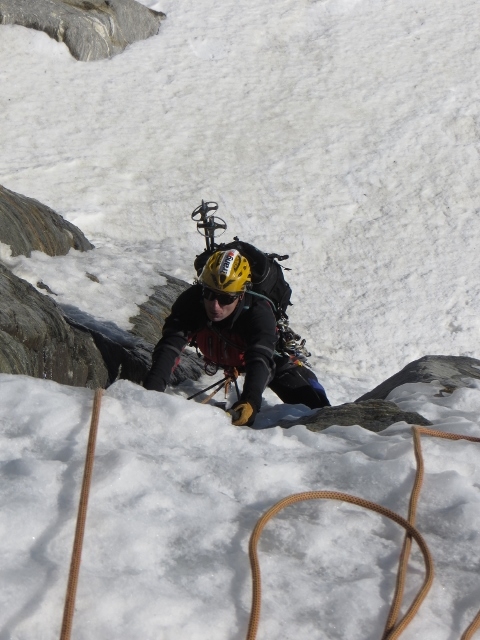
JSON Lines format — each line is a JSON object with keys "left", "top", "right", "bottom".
{"left": 246, "top": 426, "right": 480, "bottom": 640}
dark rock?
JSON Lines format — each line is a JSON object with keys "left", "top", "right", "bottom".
{"left": 281, "top": 399, "right": 432, "bottom": 433}
{"left": 0, "top": 263, "right": 108, "bottom": 388}
{"left": 37, "top": 281, "right": 58, "bottom": 295}
{"left": 61, "top": 304, "right": 151, "bottom": 385}
{"left": 0, "top": 185, "right": 202, "bottom": 389}
{"left": 130, "top": 272, "right": 190, "bottom": 345}
{"left": 0, "top": 184, "right": 93, "bottom": 257}
{"left": 289, "top": 355, "right": 480, "bottom": 435}
{"left": 356, "top": 355, "right": 480, "bottom": 402}
{"left": 130, "top": 272, "right": 204, "bottom": 385}
{"left": 0, "top": 0, "right": 166, "bottom": 61}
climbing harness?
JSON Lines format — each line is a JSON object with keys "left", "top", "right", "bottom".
{"left": 246, "top": 425, "right": 480, "bottom": 640}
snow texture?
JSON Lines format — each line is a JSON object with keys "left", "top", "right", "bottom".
{"left": 1, "top": 0, "right": 480, "bottom": 637}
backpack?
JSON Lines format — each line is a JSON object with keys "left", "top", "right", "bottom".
{"left": 194, "top": 239, "right": 292, "bottom": 318}
{"left": 194, "top": 239, "right": 311, "bottom": 362}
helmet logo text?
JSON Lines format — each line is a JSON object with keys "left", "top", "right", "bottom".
{"left": 219, "top": 250, "right": 238, "bottom": 277}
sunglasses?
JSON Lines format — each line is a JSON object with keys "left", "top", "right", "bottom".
{"left": 202, "top": 288, "right": 240, "bottom": 306}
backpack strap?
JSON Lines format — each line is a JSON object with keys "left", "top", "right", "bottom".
{"left": 246, "top": 290, "right": 277, "bottom": 313}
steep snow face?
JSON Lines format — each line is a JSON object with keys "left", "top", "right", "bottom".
{"left": 1, "top": 0, "right": 480, "bottom": 392}
{"left": 1, "top": 3, "right": 480, "bottom": 638}
{"left": 1, "top": 375, "right": 480, "bottom": 640}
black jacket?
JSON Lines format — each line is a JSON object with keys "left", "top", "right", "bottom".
{"left": 144, "top": 284, "right": 277, "bottom": 411}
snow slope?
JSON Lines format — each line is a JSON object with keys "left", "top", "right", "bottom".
{"left": 2, "top": 0, "right": 480, "bottom": 392}
{"left": 1, "top": 0, "right": 480, "bottom": 637}
{"left": 1, "top": 376, "right": 480, "bottom": 639}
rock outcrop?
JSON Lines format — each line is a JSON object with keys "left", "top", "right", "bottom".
{"left": 0, "top": 0, "right": 166, "bottom": 61}
{"left": 356, "top": 355, "right": 480, "bottom": 402}
{"left": 130, "top": 272, "right": 190, "bottom": 346}
{"left": 0, "top": 263, "right": 108, "bottom": 388}
{"left": 280, "top": 355, "right": 480, "bottom": 433}
{"left": 130, "top": 272, "right": 204, "bottom": 386}
{"left": 0, "top": 184, "right": 150, "bottom": 388}
{"left": 0, "top": 181, "right": 202, "bottom": 389}
{"left": 0, "top": 184, "right": 93, "bottom": 256}
{"left": 61, "top": 305, "right": 152, "bottom": 386}
{"left": 2, "top": 184, "right": 479, "bottom": 410}
{"left": 281, "top": 399, "right": 432, "bottom": 433}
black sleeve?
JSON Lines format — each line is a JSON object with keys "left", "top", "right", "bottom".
{"left": 239, "top": 299, "right": 277, "bottom": 411}
{"left": 144, "top": 286, "right": 203, "bottom": 392}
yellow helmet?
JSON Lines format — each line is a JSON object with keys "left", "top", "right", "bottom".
{"left": 199, "top": 249, "right": 251, "bottom": 294}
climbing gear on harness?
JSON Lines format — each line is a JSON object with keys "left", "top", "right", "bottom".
{"left": 276, "top": 316, "right": 311, "bottom": 362}
{"left": 190, "top": 322, "right": 246, "bottom": 376}
{"left": 186, "top": 375, "right": 230, "bottom": 401}
{"left": 199, "top": 249, "right": 251, "bottom": 294}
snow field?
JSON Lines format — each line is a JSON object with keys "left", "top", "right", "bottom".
{"left": 2, "top": 0, "right": 480, "bottom": 637}
{"left": 1, "top": 375, "right": 480, "bottom": 639}
{"left": 1, "top": 0, "right": 480, "bottom": 385}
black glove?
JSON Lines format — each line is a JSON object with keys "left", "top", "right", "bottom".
{"left": 229, "top": 401, "right": 257, "bottom": 427}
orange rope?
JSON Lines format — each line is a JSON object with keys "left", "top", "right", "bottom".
{"left": 381, "top": 426, "right": 425, "bottom": 639}
{"left": 463, "top": 610, "right": 480, "bottom": 640}
{"left": 59, "top": 388, "right": 104, "bottom": 640}
{"left": 388, "top": 427, "right": 480, "bottom": 640}
{"left": 246, "top": 425, "right": 480, "bottom": 640}
{"left": 247, "top": 491, "right": 433, "bottom": 640}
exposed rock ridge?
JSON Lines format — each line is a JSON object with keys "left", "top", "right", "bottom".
{"left": 356, "top": 355, "right": 480, "bottom": 402}
{"left": 0, "top": 262, "right": 108, "bottom": 387}
{"left": 280, "top": 355, "right": 480, "bottom": 433}
{"left": 0, "top": 0, "right": 166, "bottom": 61}
{"left": 130, "top": 272, "right": 191, "bottom": 346}
{"left": 129, "top": 272, "right": 204, "bottom": 385}
{"left": 280, "top": 399, "right": 432, "bottom": 433}
{"left": 0, "top": 184, "right": 93, "bottom": 256}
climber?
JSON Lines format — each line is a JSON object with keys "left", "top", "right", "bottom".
{"left": 144, "top": 249, "right": 330, "bottom": 426}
